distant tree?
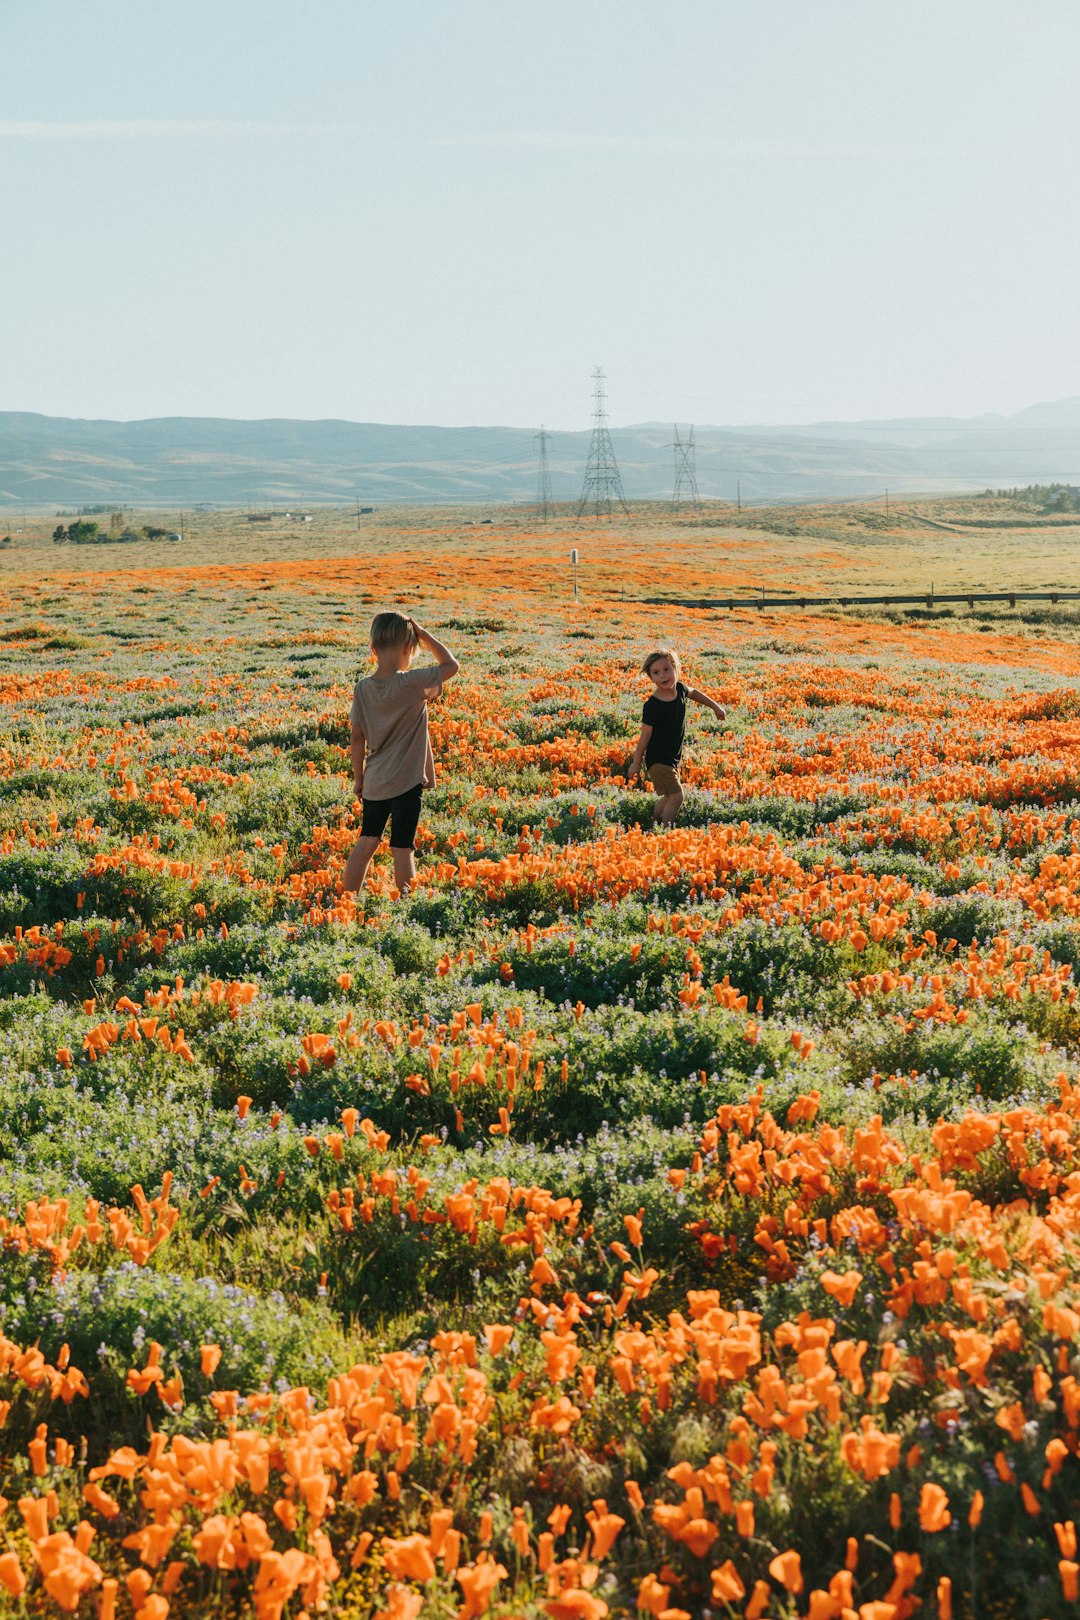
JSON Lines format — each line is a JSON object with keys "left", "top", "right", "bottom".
{"left": 67, "top": 520, "right": 100, "bottom": 544}
{"left": 142, "top": 525, "right": 168, "bottom": 539}
{"left": 53, "top": 525, "right": 68, "bottom": 544}
{"left": 996, "top": 483, "right": 1079, "bottom": 512}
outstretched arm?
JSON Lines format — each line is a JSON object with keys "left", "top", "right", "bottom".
{"left": 410, "top": 620, "right": 459, "bottom": 689}
{"left": 687, "top": 686, "right": 726, "bottom": 722}
{"left": 627, "top": 722, "right": 653, "bottom": 780}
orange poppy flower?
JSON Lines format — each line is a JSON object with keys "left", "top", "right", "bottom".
{"left": 585, "top": 1502, "right": 625, "bottom": 1561}
{"left": 745, "top": 1578, "right": 773, "bottom": 1619}
{"left": 710, "top": 1561, "right": 745, "bottom": 1603}
{"left": 768, "top": 1549, "right": 803, "bottom": 1593}
{"left": 1056, "top": 1522, "right": 1078, "bottom": 1560}
{"left": 381, "top": 1534, "right": 435, "bottom": 1584}
{"left": 199, "top": 1344, "right": 222, "bottom": 1377}
{"left": 820, "top": 1269, "right": 862, "bottom": 1307}
{"left": 456, "top": 1558, "right": 508, "bottom": 1619}
{"left": 545, "top": 1593, "right": 608, "bottom": 1620}
{"left": 0, "top": 1555, "right": 25, "bottom": 1598}
{"left": 918, "top": 1483, "right": 951, "bottom": 1532}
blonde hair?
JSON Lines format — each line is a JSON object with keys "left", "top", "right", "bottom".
{"left": 370, "top": 611, "right": 419, "bottom": 652}
{"left": 641, "top": 647, "right": 680, "bottom": 675}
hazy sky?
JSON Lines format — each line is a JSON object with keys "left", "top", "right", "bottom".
{"left": 3, "top": 1, "right": 1078, "bottom": 428}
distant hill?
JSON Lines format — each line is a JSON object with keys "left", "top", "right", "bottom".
{"left": 1, "top": 402, "right": 1078, "bottom": 507}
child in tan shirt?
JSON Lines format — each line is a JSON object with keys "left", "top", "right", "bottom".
{"left": 341, "top": 611, "right": 458, "bottom": 895}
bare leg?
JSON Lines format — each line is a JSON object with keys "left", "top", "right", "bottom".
{"left": 342, "top": 833, "right": 381, "bottom": 894}
{"left": 391, "top": 846, "right": 417, "bottom": 894}
{"left": 657, "top": 790, "right": 684, "bottom": 826}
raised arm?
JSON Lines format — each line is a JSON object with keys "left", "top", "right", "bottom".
{"left": 410, "top": 619, "right": 459, "bottom": 686}
{"left": 626, "top": 722, "right": 653, "bottom": 780}
{"left": 687, "top": 686, "right": 726, "bottom": 722}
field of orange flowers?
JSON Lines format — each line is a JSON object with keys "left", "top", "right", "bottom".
{"left": 1, "top": 527, "right": 1080, "bottom": 1620}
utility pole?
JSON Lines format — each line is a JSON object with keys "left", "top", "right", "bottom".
{"left": 737, "top": 480, "right": 741, "bottom": 513}
{"left": 576, "top": 367, "right": 629, "bottom": 519}
{"left": 885, "top": 488, "right": 890, "bottom": 518}
{"left": 672, "top": 424, "right": 702, "bottom": 510}
{"left": 535, "top": 426, "right": 555, "bottom": 519}
{"left": 355, "top": 497, "right": 361, "bottom": 532}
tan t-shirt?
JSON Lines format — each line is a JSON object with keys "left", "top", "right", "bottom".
{"left": 349, "top": 665, "right": 441, "bottom": 799}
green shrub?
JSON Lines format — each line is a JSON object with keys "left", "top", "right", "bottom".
{"left": 1, "top": 1262, "right": 344, "bottom": 1456}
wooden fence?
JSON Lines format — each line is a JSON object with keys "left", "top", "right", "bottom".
{"left": 645, "top": 590, "right": 1080, "bottom": 612}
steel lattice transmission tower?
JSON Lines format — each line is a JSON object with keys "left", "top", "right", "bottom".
{"left": 576, "top": 368, "right": 629, "bottom": 518}
{"left": 672, "top": 424, "right": 702, "bottom": 510}
{"left": 535, "top": 425, "right": 555, "bottom": 518}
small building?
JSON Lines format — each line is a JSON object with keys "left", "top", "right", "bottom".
{"left": 246, "top": 513, "right": 273, "bottom": 524}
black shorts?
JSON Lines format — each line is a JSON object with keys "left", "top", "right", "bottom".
{"left": 360, "top": 784, "right": 423, "bottom": 850}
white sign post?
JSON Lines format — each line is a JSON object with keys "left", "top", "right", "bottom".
{"left": 570, "top": 548, "right": 579, "bottom": 601}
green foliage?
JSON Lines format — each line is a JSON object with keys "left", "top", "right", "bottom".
{"left": 1, "top": 1261, "right": 344, "bottom": 1456}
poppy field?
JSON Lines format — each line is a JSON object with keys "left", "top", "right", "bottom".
{"left": 2, "top": 512, "right": 1080, "bottom": 1620}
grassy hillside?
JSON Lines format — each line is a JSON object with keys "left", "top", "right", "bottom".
{"left": 3, "top": 403, "right": 1080, "bottom": 506}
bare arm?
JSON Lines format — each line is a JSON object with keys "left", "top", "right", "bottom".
{"left": 410, "top": 619, "right": 459, "bottom": 688}
{"left": 627, "top": 722, "right": 653, "bottom": 779}
{"left": 687, "top": 686, "right": 726, "bottom": 722}
{"left": 350, "top": 723, "right": 366, "bottom": 797}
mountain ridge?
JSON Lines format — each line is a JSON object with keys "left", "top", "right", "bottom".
{"left": 2, "top": 400, "right": 1078, "bottom": 506}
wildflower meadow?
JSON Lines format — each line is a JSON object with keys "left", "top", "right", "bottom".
{"left": 2, "top": 508, "right": 1079, "bottom": 1620}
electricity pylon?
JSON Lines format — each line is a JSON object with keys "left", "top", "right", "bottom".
{"left": 672, "top": 424, "right": 702, "bottom": 510}
{"left": 576, "top": 368, "right": 629, "bottom": 518}
{"left": 535, "top": 426, "right": 555, "bottom": 518}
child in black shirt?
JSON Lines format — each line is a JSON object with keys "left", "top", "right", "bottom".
{"left": 627, "top": 647, "right": 726, "bottom": 825}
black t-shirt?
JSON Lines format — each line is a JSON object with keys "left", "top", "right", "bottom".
{"left": 643, "top": 681, "right": 687, "bottom": 766}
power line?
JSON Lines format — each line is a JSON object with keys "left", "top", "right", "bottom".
{"left": 577, "top": 367, "right": 629, "bottom": 519}
{"left": 535, "top": 425, "right": 555, "bottom": 518}
{"left": 672, "top": 424, "right": 702, "bottom": 510}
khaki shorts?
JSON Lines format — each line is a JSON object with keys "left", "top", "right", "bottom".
{"left": 647, "top": 762, "right": 682, "bottom": 796}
